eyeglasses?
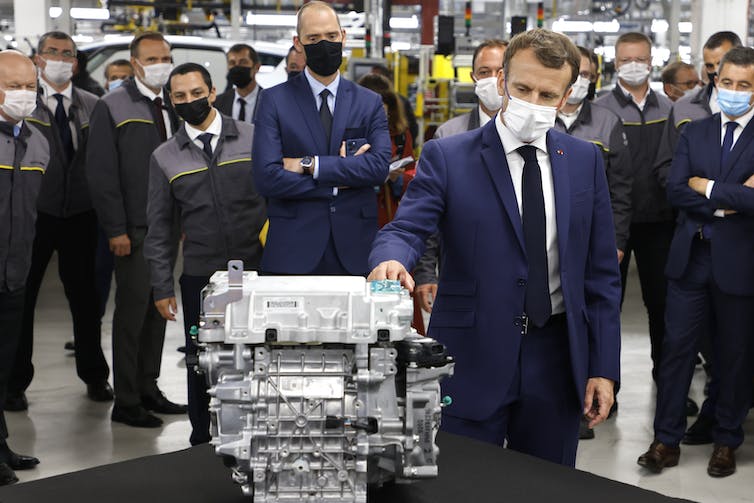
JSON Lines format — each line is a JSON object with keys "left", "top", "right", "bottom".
{"left": 617, "top": 57, "right": 650, "bottom": 65}
{"left": 673, "top": 79, "right": 700, "bottom": 89}
{"left": 39, "top": 48, "right": 76, "bottom": 59}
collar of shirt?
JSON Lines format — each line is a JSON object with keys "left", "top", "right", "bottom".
{"left": 40, "top": 79, "right": 73, "bottom": 109}
{"left": 184, "top": 108, "right": 223, "bottom": 148}
{"left": 134, "top": 76, "right": 165, "bottom": 101}
{"left": 618, "top": 81, "right": 650, "bottom": 110}
{"left": 478, "top": 107, "right": 494, "bottom": 128}
{"left": 557, "top": 103, "right": 583, "bottom": 130}
{"left": 720, "top": 101, "right": 754, "bottom": 140}
{"left": 709, "top": 86, "right": 721, "bottom": 114}
{"left": 234, "top": 85, "right": 259, "bottom": 105}
{"left": 304, "top": 67, "right": 340, "bottom": 110}
{"left": 495, "top": 112, "right": 550, "bottom": 157}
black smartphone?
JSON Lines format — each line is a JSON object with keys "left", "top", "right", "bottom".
{"left": 345, "top": 138, "right": 367, "bottom": 156}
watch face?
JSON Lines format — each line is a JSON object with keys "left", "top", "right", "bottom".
{"left": 301, "top": 156, "right": 313, "bottom": 168}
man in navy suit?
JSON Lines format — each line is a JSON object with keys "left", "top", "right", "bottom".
{"left": 368, "top": 29, "right": 622, "bottom": 467}
{"left": 638, "top": 46, "right": 754, "bottom": 478}
{"left": 252, "top": 1, "right": 391, "bottom": 276}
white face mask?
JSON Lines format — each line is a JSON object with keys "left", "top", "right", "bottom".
{"left": 138, "top": 62, "right": 173, "bottom": 89}
{"left": 617, "top": 61, "right": 651, "bottom": 86}
{"left": 0, "top": 89, "right": 37, "bottom": 121}
{"left": 474, "top": 76, "right": 503, "bottom": 111}
{"left": 566, "top": 75, "right": 590, "bottom": 105}
{"left": 502, "top": 94, "right": 558, "bottom": 143}
{"left": 41, "top": 59, "right": 74, "bottom": 86}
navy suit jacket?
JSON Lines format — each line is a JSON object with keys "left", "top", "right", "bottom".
{"left": 253, "top": 73, "right": 391, "bottom": 274}
{"left": 369, "top": 122, "right": 622, "bottom": 421}
{"left": 666, "top": 113, "right": 754, "bottom": 296}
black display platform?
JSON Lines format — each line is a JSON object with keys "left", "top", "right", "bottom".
{"left": 0, "top": 432, "right": 695, "bottom": 503}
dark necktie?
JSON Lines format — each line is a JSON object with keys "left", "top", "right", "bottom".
{"left": 153, "top": 97, "right": 167, "bottom": 142}
{"left": 319, "top": 89, "right": 333, "bottom": 146}
{"left": 518, "top": 145, "right": 552, "bottom": 328}
{"left": 53, "top": 94, "right": 74, "bottom": 161}
{"left": 721, "top": 121, "right": 737, "bottom": 167}
{"left": 198, "top": 132, "right": 213, "bottom": 158}
{"left": 237, "top": 98, "right": 246, "bottom": 122}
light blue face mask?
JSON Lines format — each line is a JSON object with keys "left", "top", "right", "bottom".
{"left": 717, "top": 87, "right": 753, "bottom": 117}
{"left": 107, "top": 79, "right": 125, "bottom": 92}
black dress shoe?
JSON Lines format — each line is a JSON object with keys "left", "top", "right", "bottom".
{"left": 708, "top": 445, "right": 736, "bottom": 477}
{"left": 111, "top": 405, "right": 163, "bottom": 428}
{"left": 682, "top": 414, "right": 715, "bottom": 445}
{"left": 686, "top": 397, "right": 699, "bottom": 417}
{"left": 637, "top": 440, "right": 680, "bottom": 473}
{"left": 579, "top": 417, "right": 595, "bottom": 440}
{"left": 87, "top": 381, "right": 114, "bottom": 402}
{"left": 4, "top": 392, "right": 28, "bottom": 412}
{"left": 64, "top": 340, "right": 75, "bottom": 351}
{"left": 7, "top": 451, "right": 39, "bottom": 471}
{"left": 141, "top": 392, "right": 187, "bottom": 415}
{"left": 0, "top": 463, "right": 18, "bottom": 486}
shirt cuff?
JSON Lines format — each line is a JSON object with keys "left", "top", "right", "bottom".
{"left": 313, "top": 156, "right": 338, "bottom": 196}
{"left": 705, "top": 180, "right": 715, "bottom": 199}
{"left": 714, "top": 209, "right": 726, "bottom": 218}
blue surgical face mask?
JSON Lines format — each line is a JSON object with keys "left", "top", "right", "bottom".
{"left": 717, "top": 88, "right": 753, "bottom": 117}
{"left": 107, "top": 79, "right": 125, "bottom": 92}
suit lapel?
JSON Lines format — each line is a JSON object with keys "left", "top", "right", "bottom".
{"left": 722, "top": 115, "right": 754, "bottom": 181}
{"left": 291, "top": 76, "right": 328, "bottom": 152}
{"left": 547, "top": 132, "right": 570, "bottom": 263}
{"left": 330, "top": 79, "right": 353, "bottom": 154}
{"left": 480, "top": 122, "right": 525, "bottom": 254}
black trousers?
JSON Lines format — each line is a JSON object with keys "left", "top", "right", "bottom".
{"left": 0, "top": 289, "right": 25, "bottom": 439}
{"left": 619, "top": 221, "right": 674, "bottom": 378}
{"left": 179, "top": 274, "right": 212, "bottom": 446}
{"left": 9, "top": 211, "right": 109, "bottom": 394}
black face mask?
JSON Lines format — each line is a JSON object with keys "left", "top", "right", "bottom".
{"left": 287, "top": 70, "right": 302, "bottom": 81}
{"left": 303, "top": 39, "right": 343, "bottom": 77}
{"left": 227, "top": 65, "right": 253, "bottom": 88}
{"left": 175, "top": 97, "right": 212, "bottom": 126}
{"left": 587, "top": 82, "right": 597, "bottom": 101}
{"left": 707, "top": 72, "right": 717, "bottom": 84}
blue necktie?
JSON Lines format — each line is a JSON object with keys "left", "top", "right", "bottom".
{"left": 518, "top": 145, "right": 551, "bottom": 328}
{"left": 198, "top": 132, "right": 213, "bottom": 159}
{"left": 12, "top": 124, "right": 20, "bottom": 138}
{"left": 721, "top": 121, "right": 737, "bottom": 167}
{"left": 54, "top": 94, "right": 74, "bottom": 161}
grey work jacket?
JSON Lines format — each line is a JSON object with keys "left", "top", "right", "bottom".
{"left": 86, "top": 78, "right": 179, "bottom": 238}
{"left": 0, "top": 122, "right": 50, "bottom": 293}
{"left": 554, "top": 100, "right": 633, "bottom": 251}
{"left": 144, "top": 114, "right": 266, "bottom": 300}
{"left": 595, "top": 86, "right": 672, "bottom": 223}
{"left": 654, "top": 83, "right": 713, "bottom": 188}
{"left": 27, "top": 86, "right": 98, "bottom": 218}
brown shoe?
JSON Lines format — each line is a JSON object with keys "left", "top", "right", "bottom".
{"left": 637, "top": 440, "right": 680, "bottom": 473}
{"left": 707, "top": 445, "right": 736, "bottom": 477}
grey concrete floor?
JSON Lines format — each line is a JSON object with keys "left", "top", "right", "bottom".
{"left": 5, "top": 257, "right": 754, "bottom": 502}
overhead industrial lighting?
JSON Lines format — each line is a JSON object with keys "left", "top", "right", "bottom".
{"left": 390, "top": 41, "right": 412, "bottom": 51}
{"left": 552, "top": 20, "right": 593, "bottom": 33}
{"left": 49, "top": 6, "right": 63, "bottom": 18}
{"left": 245, "top": 13, "right": 297, "bottom": 27}
{"left": 651, "top": 20, "right": 693, "bottom": 34}
{"left": 70, "top": 8, "right": 111, "bottom": 20}
{"left": 389, "top": 15, "right": 419, "bottom": 30}
{"left": 593, "top": 20, "right": 620, "bottom": 33}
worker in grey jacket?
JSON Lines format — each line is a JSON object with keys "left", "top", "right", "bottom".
{"left": 414, "top": 39, "right": 507, "bottom": 314}
{"left": 86, "top": 32, "right": 186, "bottom": 429}
{"left": 0, "top": 49, "right": 48, "bottom": 485}
{"left": 6, "top": 32, "right": 111, "bottom": 414}
{"left": 144, "top": 63, "right": 266, "bottom": 446}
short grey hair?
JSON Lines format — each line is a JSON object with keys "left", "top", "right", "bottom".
{"left": 718, "top": 46, "right": 754, "bottom": 76}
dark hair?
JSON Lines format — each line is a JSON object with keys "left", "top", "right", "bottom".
{"left": 105, "top": 59, "right": 133, "bottom": 78}
{"left": 576, "top": 46, "right": 600, "bottom": 76}
{"left": 38, "top": 31, "right": 76, "bottom": 56}
{"left": 504, "top": 29, "right": 580, "bottom": 86}
{"left": 228, "top": 43, "right": 259, "bottom": 66}
{"left": 704, "top": 31, "right": 742, "bottom": 51}
{"left": 472, "top": 39, "right": 508, "bottom": 71}
{"left": 285, "top": 45, "right": 297, "bottom": 65}
{"left": 167, "top": 62, "right": 212, "bottom": 91}
{"left": 296, "top": 0, "right": 342, "bottom": 35}
{"left": 370, "top": 64, "right": 391, "bottom": 80}
{"left": 718, "top": 46, "right": 754, "bottom": 76}
{"left": 615, "top": 32, "right": 652, "bottom": 53}
{"left": 358, "top": 73, "right": 407, "bottom": 135}
{"left": 130, "top": 32, "right": 170, "bottom": 58}
{"left": 661, "top": 61, "right": 695, "bottom": 85}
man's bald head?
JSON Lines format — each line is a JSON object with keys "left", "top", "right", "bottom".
{"left": 296, "top": 1, "right": 342, "bottom": 35}
{"left": 0, "top": 50, "right": 37, "bottom": 84}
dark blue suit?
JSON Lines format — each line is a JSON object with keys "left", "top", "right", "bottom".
{"left": 252, "top": 73, "right": 391, "bottom": 275}
{"left": 369, "top": 121, "right": 622, "bottom": 465}
{"left": 655, "top": 113, "right": 754, "bottom": 449}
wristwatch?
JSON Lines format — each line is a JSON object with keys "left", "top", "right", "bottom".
{"left": 300, "top": 156, "right": 314, "bottom": 175}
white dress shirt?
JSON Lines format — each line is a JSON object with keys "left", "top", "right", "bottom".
{"left": 184, "top": 108, "right": 222, "bottom": 153}
{"left": 134, "top": 76, "right": 173, "bottom": 140}
{"left": 557, "top": 103, "right": 583, "bottom": 130}
{"left": 618, "top": 81, "right": 650, "bottom": 111}
{"left": 478, "top": 107, "right": 494, "bottom": 128}
{"left": 39, "top": 78, "right": 78, "bottom": 150}
{"left": 232, "top": 85, "right": 259, "bottom": 123}
{"left": 495, "top": 113, "right": 564, "bottom": 315}
{"left": 705, "top": 103, "right": 754, "bottom": 216}
{"left": 709, "top": 86, "right": 721, "bottom": 115}
{"left": 304, "top": 67, "right": 341, "bottom": 194}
